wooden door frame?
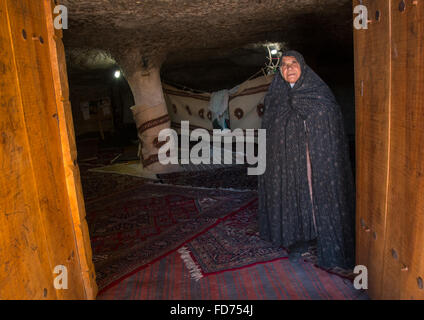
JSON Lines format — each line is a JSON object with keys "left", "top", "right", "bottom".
{"left": 353, "top": 0, "right": 424, "bottom": 300}
{"left": 0, "top": 0, "right": 97, "bottom": 299}
{"left": 43, "top": 0, "right": 97, "bottom": 298}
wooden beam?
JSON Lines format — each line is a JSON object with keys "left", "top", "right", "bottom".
{"left": 382, "top": 0, "right": 424, "bottom": 300}
{"left": 353, "top": 0, "right": 392, "bottom": 299}
{"left": 43, "top": 0, "right": 98, "bottom": 299}
{"left": 0, "top": 0, "right": 96, "bottom": 299}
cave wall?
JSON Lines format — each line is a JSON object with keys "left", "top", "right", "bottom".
{"left": 62, "top": 0, "right": 356, "bottom": 145}
{"left": 68, "top": 69, "right": 136, "bottom": 138}
{"left": 70, "top": 85, "right": 114, "bottom": 137}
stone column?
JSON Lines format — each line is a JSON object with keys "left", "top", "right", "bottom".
{"left": 115, "top": 48, "right": 180, "bottom": 173}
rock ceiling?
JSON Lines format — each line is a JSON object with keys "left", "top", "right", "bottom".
{"left": 62, "top": 0, "right": 354, "bottom": 91}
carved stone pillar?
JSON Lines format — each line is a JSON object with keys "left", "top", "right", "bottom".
{"left": 115, "top": 48, "right": 180, "bottom": 173}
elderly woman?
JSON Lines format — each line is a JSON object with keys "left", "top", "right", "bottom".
{"left": 258, "top": 50, "right": 355, "bottom": 269}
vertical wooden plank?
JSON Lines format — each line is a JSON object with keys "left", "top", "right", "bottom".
{"left": 2, "top": 0, "right": 86, "bottom": 299}
{"left": 353, "top": 0, "right": 391, "bottom": 299}
{"left": 44, "top": 0, "right": 97, "bottom": 299}
{"left": 0, "top": 0, "right": 58, "bottom": 299}
{"left": 383, "top": 1, "right": 424, "bottom": 300}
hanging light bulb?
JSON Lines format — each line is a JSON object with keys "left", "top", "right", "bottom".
{"left": 114, "top": 70, "right": 121, "bottom": 78}
{"left": 270, "top": 49, "right": 278, "bottom": 55}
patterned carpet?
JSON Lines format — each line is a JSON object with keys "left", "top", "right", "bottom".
{"left": 77, "top": 143, "right": 365, "bottom": 300}
{"left": 179, "top": 199, "right": 355, "bottom": 282}
{"left": 157, "top": 165, "right": 258, "bottom": 191}
{"left": 81, "top": 170, "right": 148, "bottom": 202}
{"left": 97, "top": 250, "right": 368, "bottom": 300}
{"left": 78, "top": 147, "right": 146, "bottom": 202}
{"left": 85, "top": 182, "right": 256, "bottom": 292}
{"left": 180, "top": 199, "right": 288, "bottom": 279}
{"left": 299, "top": 245, "right": 357, "bottom": 281}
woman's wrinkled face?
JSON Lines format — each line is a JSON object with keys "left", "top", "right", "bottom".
{"left": 280, "top": 56, "right": 301, "bottom": 84}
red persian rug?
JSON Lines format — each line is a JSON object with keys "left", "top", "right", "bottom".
{"left": 179, "top": 199, "right": 289, "bottom": 279}
{"left": 180, "top": 199, "right": 355, "bottom": 282}
{"left": 156, "top": 165, "right": 258, "bottom": 191}
{"left": 85, "top": 183, "right": 256, "bottom": 292}
{"left": 298, "top": 245, "right": 356, "bottom": 281}
{"left": 77, "top": 146, "right": 148, "bottom": 202}
{"left": 80, "top": 170, "right": 148, "bottom": 202}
